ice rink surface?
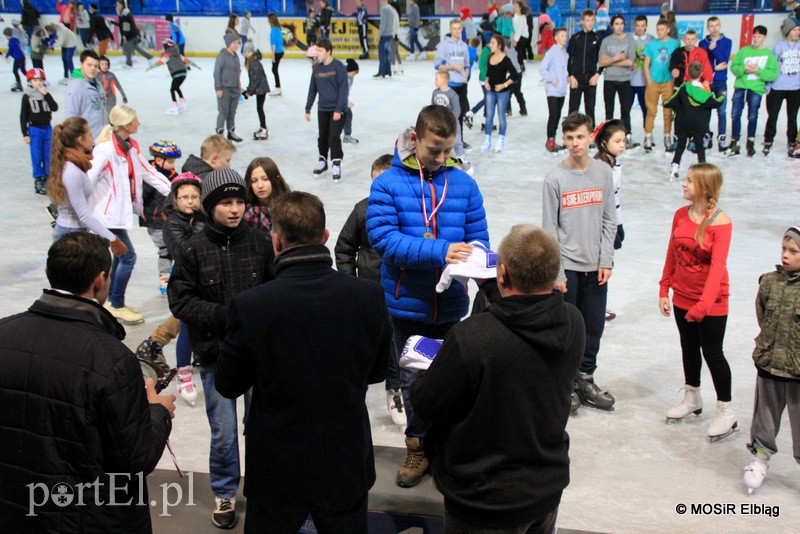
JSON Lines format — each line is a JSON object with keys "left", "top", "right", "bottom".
{"left": 1, "top": 53, "right": 799, "bottom": 533}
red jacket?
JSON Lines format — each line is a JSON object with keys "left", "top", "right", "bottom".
{"left": 669, "top": 46, "right": 714, "bottom": 86}
{"left": 660, "top": 206, "right": 731, "bottom": 321}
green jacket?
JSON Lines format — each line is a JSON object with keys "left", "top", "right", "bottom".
{"left": 730, "top": 45, "right": 778, "bottom": 95}
{"left": 753, "top": 267, "right": 800, "bottom": 379}
{"left": 478, "top": 46, "right": 491, "bottom": 82}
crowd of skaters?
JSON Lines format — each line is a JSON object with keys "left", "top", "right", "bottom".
{"left": 2, "top": 1, "right": 800, "bottom": 533}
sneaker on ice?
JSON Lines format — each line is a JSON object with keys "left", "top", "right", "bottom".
{"left": 177, "top": 366, "right": 198, "bottom": 406}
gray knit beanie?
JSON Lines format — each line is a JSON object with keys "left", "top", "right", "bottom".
{"left": 785, "top": 226, "right": 800, "bottom": 248}
{"left": 201, "top": 168, "right": 247, "bottom": 214}
{"left": 224, "top": 33, "right": 240, "bottom": 47}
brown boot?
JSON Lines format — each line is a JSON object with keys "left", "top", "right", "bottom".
{"left": 396, "top": 436, "right": 429, "bottom": 488}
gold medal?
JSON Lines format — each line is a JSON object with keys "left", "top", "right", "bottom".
{"left": 423, "top": 232, "right": 434, "bottom": 238}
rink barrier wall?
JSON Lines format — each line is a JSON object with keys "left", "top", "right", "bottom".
{"left": 1, "top": 12, "right": 791, "bottom": 60}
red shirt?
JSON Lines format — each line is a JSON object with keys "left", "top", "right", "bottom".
{"left": 659, "top": 206, "right": 731, "bottom": 321}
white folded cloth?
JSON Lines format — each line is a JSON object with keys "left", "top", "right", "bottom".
{"left": 436, "top": 241, "right": 497, "bottom": 293}
{"left": 399, "top": 335, "right": 443, "bottom": 371}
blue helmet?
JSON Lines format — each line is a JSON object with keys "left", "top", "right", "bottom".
{"left": 149, "top": 140, "right": 182, "bottom": 159}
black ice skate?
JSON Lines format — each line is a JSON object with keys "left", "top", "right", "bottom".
{"left": 762, "top": 142, "right": 771, "bottom": 156}
{"left": 727, "top": 139, "right": 740, "bottom": 156}
{"left": 746, "top": 138, "right": 756, "bottom": 157}
{"left": 313, "top": 156, "right": 328, "bottom": 176}
{"left": 575, "top": 372, "right": 615, "bottom": 411}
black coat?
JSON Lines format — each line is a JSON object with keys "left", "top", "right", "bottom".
{"left": 111, "top": 10, "right": 139, "bottom": 41}
{"left": 168, "top": 221, "right": 275, "bottom": 367}
{"left": 664, "top": 83, "right": 723, "bottom": 136}
{"left": 411, "top": 293, "right": 584, "bottom": 528}
{"left": 0, "top": 291, "right": 172, "bottom": 533}
{"left": 566, "top": 30, "right": 601, "bottom": 82}
{"left": 21, "top": 2, "right": 40, "bottom": 30}
{"left": 245, "top": 51, "right": 270, "bottom": 96}
{"left": 334, "top": 197, "right": 382, "bottom": 283}
{"left": 216, "top": 244, "right": 391, "bottom": 509}
{"left": 87, "top": 11, "right": 112, "bottom": 42}
{"left": 163, "top": 209, "right": 205, "bottom": 261}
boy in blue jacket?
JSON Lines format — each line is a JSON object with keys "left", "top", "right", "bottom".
{"left": 367, "top": 104, "right": 489, "bottom": 489}
{"left": 4, "top": 27, "right": 26, "bottom": 92}
{"left": 699, "top": 16, "right": 732, "bottom": 153}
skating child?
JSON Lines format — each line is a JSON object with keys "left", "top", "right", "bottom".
{"left": 728, "top": 25, "right": 777, "bottom": 157}
{"left": 537, "top": 14, "right": 554, "bottom": 56}
{"left": 630, "top": 15, "right": 654, "bottom": 134}
{"left": 334, "top": 154, "right": 406, "bottom": 426}
{"left": 664, "top": 62, "right": 724, "bottom": 182}
{"left": 30, "top": 27, "right": 48, "bottom": 70}
{"left": 242, "top": 42, "right": 270, "bottom": 140}
{"left": 343, "top": 59, "right": 360, "bottom": 143}
{"left": 21, "top": 68, "right": 58, "bottom": 195}
{"left": 541, "top": 27, "right": 568, "bottom": 152}
{"left": 162, "top": 172, "right": 204, "bottom": 406}
{"left": 594, "top": 119, "right": 626, "bottom": 250}
{"left": 4, "top": 27, "right": 26, "bottom": 92}
{"left": 432, "top": 71, "right": 466, "bottom": 161}
{"left": 147, "top": 38, "right": 200, "bottom": 115}
{"left": 168, "top": 168, "right": 275, "bottom": 528}
{"left": 659, "top": 163, "right": 734, "bottom": 442}
{"left": 242, "top": 157, "right": 290, "bottom": 233}
{"left": 97, "top": 56, "right": 127, "bottom": 114}
{"left": 743, "top": 226, "right": 800, "bottom": 494}
{"left": 142, "top": 140, "right": 181, "bottom": 296}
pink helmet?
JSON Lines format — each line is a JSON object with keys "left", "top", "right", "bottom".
{"left": 538, "top": 14, "right": 553, "bottom": 26}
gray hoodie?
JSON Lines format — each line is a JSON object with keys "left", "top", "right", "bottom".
{"left": 65, "top": 73, "right": 108, "bottom": 139}
{"left": 540, "top": 45, "right": 569, "bottom": 98}
{"left": 434, "top": 36, "right": 469, "bottom": 86}
{"left": 379, "top": 4, "right": 395, "bottom": 37}
{"left": 214, "top": 48, "right": 241, "bottom": 90}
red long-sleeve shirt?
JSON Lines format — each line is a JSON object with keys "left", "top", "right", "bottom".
{"left": 659, "top": 206, "right": 731, "bottom": 321}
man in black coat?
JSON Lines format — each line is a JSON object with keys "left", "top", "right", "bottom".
{"left": 411, "top": 224, "right": 585, "bottom": 531}
{"left": 216, "top": 191, "right": 391, "bottom": 533}
{"left": 0, "top": 233, "right": 175, "bottom": 533}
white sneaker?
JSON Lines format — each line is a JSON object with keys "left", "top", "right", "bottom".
{"left": 666, "top": 385, "right": 703, "bottom": 421}
{"left": 707, "top": 400, "right": 738, "bottom": 442}
{"left": 177, "top": 366, "right": 197, "bottom": 406}
{"left": 669, "top": 163, "right": 680, "bottom": 183}
{"left": 743, "top": 457, "right": 768, "bottom": 494}
{"left": 386, "top": 389, "right": 405, "bottom": 426}
{"left": 103, "top": 303, "right": 144, "bottom": 324}
{"left": 493, "top": 135, "right": 505, "bottom": 153}
{"left": 212, "top": 497, "right": 236, "bottom": 529}
{"left": 178, "top": 99, "right": 187, "bottom": 112}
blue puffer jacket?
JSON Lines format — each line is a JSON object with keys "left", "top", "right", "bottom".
{"left": 367, "top": 141, "right": 489, "bottom": 324}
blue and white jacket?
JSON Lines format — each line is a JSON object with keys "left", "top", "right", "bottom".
{"left": 367, "top": 129, "right": 489, "bottom": 324}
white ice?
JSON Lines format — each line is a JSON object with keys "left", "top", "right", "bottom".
{"left": 1, "top": 53, "right": 799, "bottom": 533}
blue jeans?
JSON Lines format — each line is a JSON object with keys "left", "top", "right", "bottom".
{"left": 378, "top": 36, "right": 392, "bottom": 76}
{"left": 471, "top": 85, "right": 487, "bottom": 115}
{"left": 485, "top": 90, "right": 510, "bottom": 136}
{"left": 29, "top": 125, "right": 52, "bottom": 179}
{"left": 62, "top": 46, "right": 75, "bottom": 79}
{"left": 391, "top": 317, "right": 457, "bottom": 439}
{"left": 201, "top": 365, "right": 252, "bottom": 499}
{"left": 563, "top": 270, "right": 608, "bottom": 374}
{"left": 630, "top": 85, "right": 646, "bottom": 123}
{"left": 408, "top": 27, "right": 424, "bottom": 54}
{"left": 108, "top": 229, "right": 136, "bottom": 308}
{"left": 711, "top": 81, "right": 727, "bottom": 137}
{"left": 731, "top": 88, "right": 762, "bottom": 140}
{"left": 52, "top": 225, "right": 86, "bottom": 242}
{"left": 176, "top": 320, "right": 191, "bottom": 368}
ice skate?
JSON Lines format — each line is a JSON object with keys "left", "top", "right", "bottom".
{"left": 717, "top": 134, "right": 729, "bottom": 154}
{"left": 570, "top": 391, "right": 580, "bottom": 416}
{"left": 166, "top": 102, "right": 179, "bottom": 115}
{"left": 493, "top": 135, "right": 505, "bottom": 153}
{"left": 746, "top": 138, "right": 756, "bottom": 157}
{"left": 707, "top": 400, "right": 738, "bottom": 442}
{"left": 788, "top": 142, "right": 800, "bottom": 159}
{"left": 135, "top": 337, "right": 170, "bottom": 374}
{"left": 643, "top": 134, "right": 654, "bottom": 153}
{"left": 625, "top": 134, "right": 640, "bottom": 150}
{"left": 178, "top": 98, "right": 187, "bottom": 112}
{"left": 226, "top": 129, "right": 242, "bottom": 143}
{"left": 545, "top": 138, "right": 559, "bottom": 153}
{"left": 253, "top": 128, "right": 268, "bottom": 140}
{"left": 743, "top": 456, "right": 768, "bottom": 495}
{"left": 177, "top": 366, "right": 197, "bottom": 406}
{"left": 58, "top": 78, "right": 69, "bottom": 86}
{"left": 104, "top": 303, "right": 144, "bottom": 325}
{"left": 575, "top": 372, "right": 615, "bottom": 411}
{"left": 669, "top": 163, "right": 680, "bottom": 183}
{"left": 727, "top": 139, "right": 740, "bottom": 156}
{"left": 481, "top": 134, "right": 492, "bottom": 153}
{"left": 342, "top": 134, "right": 359, "bottom": 144}
{"left": 331, "top": 159, "right": 341, "bottom": 182}
{"left": 665, "top": 136, "right": 677, "bottom": 153}
{"left": 665, "top": 385, "right": 702, "bottom": 422}
{"left": 386, "top": 389, "right": 405, "bottom": 426}
{"left": 313, "top": 156, "right": 328, "bottom": 176}
{"left": 687, "top": 139, "right": 697, "bottom": 153}
{"left": 268, "top": 88, "right": 282, "bottom": 97}
{"left": 34, "top": 177, "right": 47, "bottom": 195}
{"left": 11, "top": 83, "right": 22, "bottom": 92}
{"left": 762, "top": 142, "right": 771, "bottom": 156}
{"left": 462, "top": 141, "right": 472, "bottom": 152}
{"left": 464, "top": 111, "right": 474, "bottom": 129}
{"left": 703, "top": 130, "right": 714, "bottom": 150}
{"left": 605, "top": 309, "right": 616, "bottom": 321}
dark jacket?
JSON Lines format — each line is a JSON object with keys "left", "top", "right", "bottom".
{"left": 180, "top": 154, "right": 214, "bottom": 179}
{"left": 669, "top": 45, "right": 714, "bottom": 87}
{"left": 0, "top": 291, "right": 172, "bottom": 533}
{"left": 87, "top": 10, "right": 112, "bottom": 42}
{"left": 21, "top": 1, "right": 40, "bottom": 30}
{"left": 245, "top": 50, "right": 270, "bottom": 96}
{"left": 20, "top": 88, "right": 58, "bottom": 137}
{"left": 216, "top": 244, "right": 391, "bottom": 508}
{"left": 664, "top": 82, "right": 724, "bottom": 135}
{"left": 753, "top": 266, "right": 800, "bottom": 380}
{"left": 566, "top": 29, "right": 602, "bottom": 82}
{"left": 168, "top": 221, "right": 275, "bottom": 367}
{"left": 139, "top": 162, "right": 176, "bottom": 231}
{"left": 164, "top": 209, "right": 205, "bottom": 261}
{"left": 319, "top": 5, "right": 334, "bottom": 29}
{"left": 110, "top": 9, "right": 139, "bottom": 41}
{"left": 334, "top": 197, "right": 382, "bottom": 283}
{"left": 411, "top": 293, "right": 584, "bottom": 529}
{"left": 305, "top": 59, "right": 349, "bottom": 114}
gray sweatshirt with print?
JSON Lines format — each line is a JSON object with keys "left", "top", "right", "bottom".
{"left": 599, "top": 33, "right": 636, "bottom": 82}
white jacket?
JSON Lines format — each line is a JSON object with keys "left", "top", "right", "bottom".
{"left": 51, "top": 22, "right": 79, "bottom": 49}
{"left": 512, "top": 13, "right": 529, "bottom": 42}
{"left": 89, "top": 136, "right": 171, "bottom": 229}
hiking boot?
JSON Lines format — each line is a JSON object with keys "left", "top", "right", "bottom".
{"left": 135, "top": 337, "right": 170, "bottom": 374}
{"left": 212, "top": 497, "right": 236, "bottom": 529}
{"left": 396, "top": 437, "right": 428, "bottom": 488}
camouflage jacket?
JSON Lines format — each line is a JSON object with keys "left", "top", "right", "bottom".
{"left": 753, "top": 266, "right": 800, "bottom": 379}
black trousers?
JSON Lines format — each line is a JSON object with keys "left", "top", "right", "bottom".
{"left": 318, "top": 110, "right": 344, "bottom": 161}
{"left": 244, "top": 493, "right": 368, "bottom": 534}
{"left": 272, "top": 52, "right": 283, "bottom": 88}
{"left": 452, "top": 83, "right": 469, "bottom": 129}
{"left": 603, "top": 80, "right": 632, "bottom": 134}
{"left": 764, "top": 88, "right": 800, "bottom": 145}
{"left": 568, "top": 78, "right": 597, "bottom": 128}
{"left": 507, "top": 77, "right": 527, "bottom": 113}
{"left": 170, "top": 75, "right": 185, "bottom": 101}
{"left": 256, "top": 94, "right": 266, "bottom": 129}
{"left": 547, "top": 96, "right": 565, "bottom": 138}
{"left": 673, "top": 128, "right": 705, "bottom": 166}
{"left": 357, "top": 22, "right": 369, "bottom": 54}
{"left": 674, "top": 306, "right": 731, "bottom": 402}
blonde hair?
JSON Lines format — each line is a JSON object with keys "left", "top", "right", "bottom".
{"left": 200, "top": 134, "right": 237, "bottom": 161}
{"left": 688, "top": 163, "right": 724, "bottom": 249}
{"left": 95, "top": 104, "right": 137, "bottom": 144}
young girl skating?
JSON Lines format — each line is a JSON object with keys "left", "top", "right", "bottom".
{"left": 242, "top": 157, "right": 290, "bottom": 233}
{"left": 268, "top": 13, "right": 284, "bottom": 96}
{"left": 242, "top": 43, "right": 270, "bottom": 140}
{"left": 659, "top": 163, "right": 735, "bottom": 442}
{"left": 146, "top": 38, "right": 201, "bottom": 115}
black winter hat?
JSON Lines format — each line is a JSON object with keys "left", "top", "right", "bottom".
{"left": 201, "top": 168, "right": 247, "bottom": 214}
{"left": 346, "top": 58, "right": 359, "bottom": 72}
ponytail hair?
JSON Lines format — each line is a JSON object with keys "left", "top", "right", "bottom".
{"left": 688, "top": 163, "right": 724, "bottom": 249}
{"left": 48, "top": 117, "right": 90, "bottom": 205}
{"left": 593, "top": 119, "right": 626, "bottom": 169}
{"left": 95, "top": 104, "right": 138, "bottom": 144}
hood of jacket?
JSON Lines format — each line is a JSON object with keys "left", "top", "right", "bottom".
{"left": 684, "top": 82, "right": 720, "bottom": 105}
{"left": 24, "top": 85, "right": 45, "bottom": 100}
{"left": 392, "top": 126, "right": 462, "bottom": 175}
{"left": 488, "top": 293, "right": 578, "bottom": 357}
{"left": 253, "top": 49, "right": 263, "bottom": 61}
{"left": 180, "top": 154, "right": 214, "bottom": 177}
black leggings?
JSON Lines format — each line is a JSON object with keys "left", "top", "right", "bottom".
{"left": 674, "top": 306, "right": 731, "bottom": 402}
{"left": 256, "top": 94, "right": 266, "bottom": 129}
{"left": 170, "top": 75, "right": 185, "bottom": 102}
{"left": 603, "top": 80, "right": 632, "bottom": 134}
{"left": 673, "top": 129, "right": 705, "bottom": 166}
{"left": 272, "top": 52, "right": 283, "bottom": 88}
{"left": 547, "top": 96, "right": 565, "bottom": 138}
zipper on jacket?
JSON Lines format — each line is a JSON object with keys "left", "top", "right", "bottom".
{"left": 394, "top": 269, "right": 405, "bottom": 299}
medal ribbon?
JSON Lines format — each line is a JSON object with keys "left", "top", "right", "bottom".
{"left": 416, "top": 157, "right": 448, "bottom": 235}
